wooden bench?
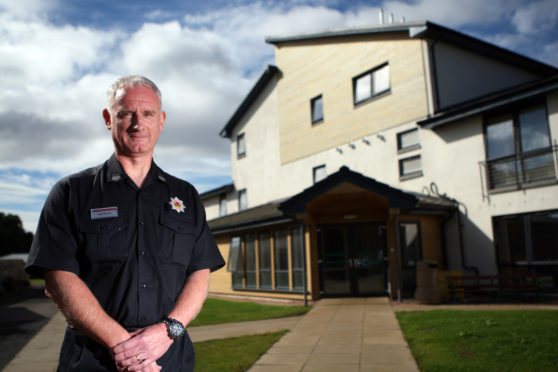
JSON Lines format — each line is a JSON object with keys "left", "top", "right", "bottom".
{"left": 445, "top": 274, "right": 541, "bottom": 301}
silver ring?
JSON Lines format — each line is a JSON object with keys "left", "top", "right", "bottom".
{"left": 135, "top": 355, "right": 142, "bottom": 363}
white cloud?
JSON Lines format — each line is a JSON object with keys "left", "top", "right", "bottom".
{"left": 511, "top": 0, "right": 558, "bottom": 35}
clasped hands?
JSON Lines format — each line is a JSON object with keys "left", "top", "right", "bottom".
{"left": 111, "top": 323, "right": 172, "bottom": 372}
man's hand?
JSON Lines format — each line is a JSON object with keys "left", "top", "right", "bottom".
{"left": 111, "top": 323, "right": 173, "bottom": 372}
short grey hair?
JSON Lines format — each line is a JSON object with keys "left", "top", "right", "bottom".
{"left": 106, "top": 75, "right": 162, "bottom": 112}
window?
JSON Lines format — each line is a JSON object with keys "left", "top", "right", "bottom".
{"left": 219, "top": 195, "right": 227, "bottom": 217}
{"left": 399, "top": 221, "right": 422, "bottom": 294}
{"left": 485, "top": 104, "right": 555, "bottom": 190}
{"left": 237, "top": 133, "right": 246, "bottom": 158}
{"left": 238, "top": 189, "right": 247, "bottom": 211}
{"left": 274, "top": 229, "right": 289, "bottom": 290}
{"left": 245, "top": 233, "right": 257, "bottom": 288}
{"left": 313, "top": 165, "right": 327, "bottom": 184}
{"left": 397, "top": 128, "right": 420, "bottom": 152}
{"left": 311, "top": 95, "right": 323, "bottom": 124}
{"left": 258, "top": 232, "right": 272, "bottom": 289}
{"left": 228, "top": 236, "right": 243, "bottom": 288}
{"left": 353, "top": 63, "right": 390, "bottom": 105}
{"left": 291, "top": 226, "right": 305, "bottom": 290}
{"left": 399, "top": 155, "right": 422, "bottom": 179}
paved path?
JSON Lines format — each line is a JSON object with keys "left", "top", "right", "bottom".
{"left": 248, "top": 297, "right": 418, "bottom": 372}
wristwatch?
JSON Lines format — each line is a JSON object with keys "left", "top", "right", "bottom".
{"left": 162, "top": 316, "right": 185, "bottom": 341}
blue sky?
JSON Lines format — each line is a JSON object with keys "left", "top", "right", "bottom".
{"left": 1, "top": 0, "right": 557, "bottom": 232}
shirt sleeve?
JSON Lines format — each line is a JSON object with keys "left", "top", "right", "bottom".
{"left": 25, "top": 179, "right": 81, "bottom": 278}
{"left": 185, "top": 187, "right": 225, "bottom": 276}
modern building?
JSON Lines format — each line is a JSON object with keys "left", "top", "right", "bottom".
{"left": 201, "top": 21, "right": 558, "bottom": 302}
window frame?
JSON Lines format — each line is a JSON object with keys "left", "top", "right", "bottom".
{"left": 399, "top": 155, "right": 423, "bottom": 180}
{"left": 236, "top": 132, "right": 246, "bottom": 158}
{"left": 353, "top": 62, "right": 390, "bottom": 106}
{"left": 313, "top": 164, "right": 327, "bottom": 184}
{"left": 483, "top": 102, "right": 555, "bottom": 192}
{"left": 238, "top": 189, "right": 247, "bottom": 211}
{"left": 310, "top": 94, "right": 324, "bottom": 125}
{"left": 219, "top": 195, "right": 227, "bottom": 217}
{"left": 397, "top": 128, "right": 420, "bottom": 153}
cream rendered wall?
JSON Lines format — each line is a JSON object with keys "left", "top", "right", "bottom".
{"left": 204, "top": 195, "right": 220, "bottom": 221}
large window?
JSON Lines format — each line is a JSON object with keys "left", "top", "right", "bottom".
{"left": 311, "top": 95, "right": 323, "bottom": 124}
{"left": 353, "top": 63, "right": 390, "bottom": 105}
{"left": 400, "top": 221, "right": 422, "bottom": 294}
{"left": 274, "top": 229, "right": 289, "bottom": 290}
{"left": 229, "top": 227, "right": 306, "bottom": 293}
{"left": 494, "top": 210, "right": 558, "bottom": 291}
{"left": 485, "top": 104, "right": 555, "bottom": 191}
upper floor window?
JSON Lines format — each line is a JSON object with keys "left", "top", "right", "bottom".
{"left": 397, "top": 128, "right": 420, "bottom": 153}
{"left": 484, "top": 103, "right": 555, "bottom": 191}
{"left": 313, "top": 165, "right": 327, "bottom": 184}
{"left": 311, "top": 95, "right": 323, "bottom": 124}
{"left": 353, "top": 63, "right": 390, "bottom": 105}
{"left": 238, "top": 189, "right": 247, "bottom": 211}
{"left": 219, "top": 195, "right": 227, "bottom": 217}
{"left": 237, "top": 133, "right": 246, "bottom": 158}
{"left": 399, "top": 155, "right": 422, "bottom": 180}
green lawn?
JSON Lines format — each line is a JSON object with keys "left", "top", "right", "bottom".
{"left": 190, "top": 298, "right": 311, "bottom": 327}
{"left": 396, "top": 310, "right": 558, "bottom": 372}
{"left": 194, "top": 331, "right": 288, "bottom": 372}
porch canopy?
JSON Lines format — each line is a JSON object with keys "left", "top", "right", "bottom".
{"left": 208, "top": 166, "right": 456, "bottom": 234}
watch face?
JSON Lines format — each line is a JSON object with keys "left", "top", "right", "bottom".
{"left": 169, "top": 320, "right": 184, "bottom": 337}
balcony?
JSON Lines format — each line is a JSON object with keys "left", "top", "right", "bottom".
{"left": 480, "top": 146, "right": 558, "bottom": 195}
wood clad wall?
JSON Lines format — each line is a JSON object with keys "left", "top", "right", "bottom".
{"left": 274, "top": 33, "right": 428, "bottom": 164}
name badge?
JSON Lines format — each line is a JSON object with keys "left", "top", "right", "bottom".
{"left": 90, "top": 207, "right": 118, "bottom": 220}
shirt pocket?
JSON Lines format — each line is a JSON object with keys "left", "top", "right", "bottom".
{"left": 159, "top": 212, "right": 195, "bottom": 266}
{"left": 79, "top": 216, "right": 129, "bottom": 263}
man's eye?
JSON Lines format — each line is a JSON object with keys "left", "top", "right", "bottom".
{"left": 117, "top": 112, "right": 131, "bottom": 119}
{"left": 144, "top": 112, "right": 155, "bottom": 117}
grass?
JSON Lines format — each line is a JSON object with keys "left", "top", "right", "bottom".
{"left": 194, "top": 330, "right": 288, "bottom": 372}
{"left": 396, "top": 310, "right": 558, "bottom": 372}
{"left": 190, "top": 298, "right": 311, "bottom": 327}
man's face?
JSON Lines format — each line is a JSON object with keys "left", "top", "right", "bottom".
{"left": 103, "top": 86, "right": 166, "bottom": 158}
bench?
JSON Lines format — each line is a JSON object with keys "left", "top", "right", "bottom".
{"left": 445, "top": 274, "right": 541, "bottom": 301}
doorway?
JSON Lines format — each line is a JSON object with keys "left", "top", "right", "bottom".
{"left": 318, "top": 223, "right": 387, "bottom": 296}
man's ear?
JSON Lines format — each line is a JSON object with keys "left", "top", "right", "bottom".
{"left": 159, "top": 111, "right": 166, "bottom": 132}
{"left": 102, "top": 109, "right": 112, "bottom": 130}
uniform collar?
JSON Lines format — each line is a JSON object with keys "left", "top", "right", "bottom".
{"left": 106, "top": 154, "right": 167, "bottom": 185}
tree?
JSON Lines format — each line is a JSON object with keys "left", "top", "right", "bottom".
{"left": 0, "top": 212, "right": 34, "bottom": 257}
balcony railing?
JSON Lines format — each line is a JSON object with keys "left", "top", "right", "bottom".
{"left": 479, "top": 146, "right": 558, "bottom": 196}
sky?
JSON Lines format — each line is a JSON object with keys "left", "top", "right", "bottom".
{"left": 1, "top": 0, "right": 557, "bottom": 233}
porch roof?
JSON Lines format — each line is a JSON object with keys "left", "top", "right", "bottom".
{"left": 208, "top": 166, "right": 456, "bottom": 234}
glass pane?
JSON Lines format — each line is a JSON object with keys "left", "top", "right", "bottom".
{"left": 519, "top": 106, "right": 550, "bottom": 152}
{"left": 354, "top": 225, "right": 385, "bottom": 294}
{"left": 320, "top": 227, "right": 350, "bottom": 295}
{"left": 531, "top": 212, "right": 558, "bottom": 262}
{"left": 291, "top": 227, "right": 304, "bottom": 290}
{"left": 311, "top": 96, "right": 323, "bottom": 123}
{"left": 274, "top": 229, "right": 289, "bottom": 290}
{"left": 237, "top": 134, "right": 245, "bottom": 155}
{"left": 486, "top": 116, "right": 514, "bottom": 160}
{"left": 227, "top": 236, "right": 242, "bottom": 272}
{"left": 219, "top": 197, "right": 227, "bottom": 217}
{"left": 487, "top": 158, "right": 518, "bottom": 189}
{"left": 400, "top": 223, "right": 420, "bottom": 268}
{"left": 245, "top": 233, "right": 257, "bottom": 288}
{"left": 522, "top": 152, "right": 555, "bottom": 183}
{"left": 373, "top": 65, "right": 390, "bottom": 94}
{"left": 239, "top": 190, "right": 247, "bottom": 211}
{"left": 355, "top": 73, "right": 371, "bottom": 103}
{"left": 399, "top": 129, "right": 419, "bottom": 150}
{"left": 401, "top": 156, "right": 421, "bottom": 175}
{"left": 258, "top": 232, "right": 271, "bottom": 289}
{"left": 313, "top": 165, "right": 327, "bottom": 183}
{"left": 493, "top": 216, "right": 526, "bottom": 263}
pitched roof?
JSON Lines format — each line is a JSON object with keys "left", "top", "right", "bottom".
{"left": 199, "top": 183, "right": 235, "bottom": 201}
{"left": 418, "top": 74, "right": 558, "bottom": 130}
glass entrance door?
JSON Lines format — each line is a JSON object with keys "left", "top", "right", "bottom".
{"left": 318, "top": 223, "right": 387, "bottom": 297}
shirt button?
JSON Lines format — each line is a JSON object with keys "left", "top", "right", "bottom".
{"left": 141, "top": 284, "right": 147, "bottom": 288}
{"left": 140, "top": 251, "right": 145, "bottom": 256}
{"left": 140, "top": 317, "right": 146, "bottom": 322}
{"left": 140, "top": 221, "right": 145, "bottom": 225}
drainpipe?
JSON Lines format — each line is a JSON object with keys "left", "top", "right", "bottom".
{"left": 299, "top": 223, "right": 308, "bottom": 306}
{"left": 392, "top": 214, "right": 402, "bottom": 303}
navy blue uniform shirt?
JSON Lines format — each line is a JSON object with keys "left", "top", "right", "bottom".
{"left": 26, "top": 154, "right": 225, "bottom": 328}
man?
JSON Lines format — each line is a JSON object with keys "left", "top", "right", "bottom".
{"left": 25, "top": 75, "right": 225, "bottom": 371}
